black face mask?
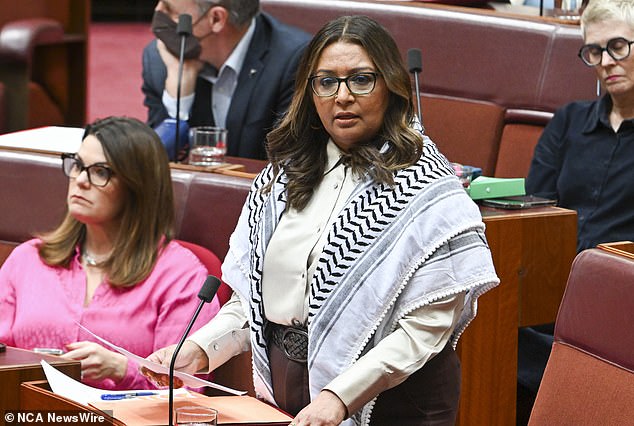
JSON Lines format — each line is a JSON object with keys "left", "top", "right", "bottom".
{"left": 151, "top": 10, "right": 202, "bottom": 60}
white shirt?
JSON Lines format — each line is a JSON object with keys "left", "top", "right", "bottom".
{"left": 189, "top": 141, "right": 464, "bottom": 414}
{"left": 162, "top": 18, "right": 256, "bottom": 127}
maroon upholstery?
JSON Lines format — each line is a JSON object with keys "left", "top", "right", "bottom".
{"left": 494, "top": 109, "right": 552, "bottom": 178}
{"left": 0, "top": 150, "right": 68, "bottom": 242}
{"left": 421, "top": 93, "right": 504, "bottom": 176}
{"left": 261, "top": 0, "right": 595, "bottom": 110}
{"left": 554, "top": 249, "right": 634, "bottom": 371}
{"left": 528, "top": 248, "right": 634, "bottom": 424}
{"left": 260, "top": 0, "right": 596, "bottom": 177}
{"left": 0, "top": 149, "right": 251, "bottom": 263}
{"left": 171, "top": 169, "right": 251, "bottom": 261}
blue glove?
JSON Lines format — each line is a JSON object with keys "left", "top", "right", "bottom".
{"left": 154, "top": 118, "right": 190, "bottom": 161}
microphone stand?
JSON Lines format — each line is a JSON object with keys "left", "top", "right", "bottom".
{"left": 407, "top": 48, "right": 424, "bottom": 132}
{"left": 168, "top": 275, "right": 221, "bottom": 426}
{"left": 175, "top": 14, "right": 192, "bottom": 163}
{"left": 413, "top": 69, "right": 422, "bottom": 126}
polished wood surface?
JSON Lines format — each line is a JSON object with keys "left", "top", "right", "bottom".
{"left": 0, "top": 347, "right": 81, "bottom": 414}
{"left": 21, "top": 380, "right": 124, "bottom": 425}
{"left": 482, "top": 206, "right": 578, "bottom": 327}
{"left": 21, "top": 380, "right": 289, "bottom": 426}
{"left": 456, "top": 205, "right": 577, "bottom": 426}
{"left": 598, "top": 241, "right": 634, "bottom": 259}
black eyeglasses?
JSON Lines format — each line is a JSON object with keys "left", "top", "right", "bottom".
{"left": 61, "top": 153, "right": 114, "bottom": 187}
{"left": 309, "top": 72, "right": 380, "bottom": 97}
{"left": 578, "top": 37, "right": 634, "bottom": 66}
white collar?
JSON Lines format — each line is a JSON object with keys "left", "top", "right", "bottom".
{"left": 216, "top": 18, "right": 256, "bottom": 80}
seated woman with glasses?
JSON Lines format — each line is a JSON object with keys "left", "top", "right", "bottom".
{"left": 527, "top": 0, "right": 634, "bottom": 252}
{"left": 521, "top": 0, "right": 634, "bottom": 420}
{"left": 145, "top": 15, "right": 498, "bottom": 425}
{"left": 0, "top": 116, "right": 220, "bottom": 390}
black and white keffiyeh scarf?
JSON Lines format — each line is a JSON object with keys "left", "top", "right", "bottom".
{"left": 222, "top": 138, "right": 499, "bottom": 425}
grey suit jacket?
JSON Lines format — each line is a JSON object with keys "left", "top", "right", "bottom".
{"left": 142, "top": 13, "right": 310, "bottom": 159}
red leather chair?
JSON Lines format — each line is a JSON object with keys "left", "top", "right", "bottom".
{"left": 175, "top": 239, "right": 254, "bottom": 396}
{"left": 175, "top": 239, "right": 232, "bottom": 307}
{"left": 528, "top": 248, "right": 634, "bottom": 425}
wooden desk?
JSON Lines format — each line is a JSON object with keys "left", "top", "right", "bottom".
{"left": 20, "top": 380, "right": 291, "bottom": 425}
{"left": 456, "top": 206, "right": 577, "bottom": 426}
{"left": 598, "top": 241, "right": 634, "bottom": 259}
{"left": 0, "top": 347, "right": 80, "bottom": 414}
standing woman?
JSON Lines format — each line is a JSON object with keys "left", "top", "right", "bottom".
{"left": 0, "top": 117, "right": 220, "bottom": 390}
{"left": 147, "top": 16, "right": 498, "bottom": 425}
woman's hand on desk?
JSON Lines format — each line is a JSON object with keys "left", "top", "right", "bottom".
{"left": 62, "top": 341, "right": 127, "bottom": 383}
{"left": 142, "top": 341, "right": 208, "bottom": 387}
{"left": 291, "top": 390, "right": 347, "bottom": 426}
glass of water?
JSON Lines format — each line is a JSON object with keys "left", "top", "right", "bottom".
{"left": 175, "top": 405, "right": 218, "bottom": 425}
{"left": 188, "top": 127, "right": 228, "bottom": 166}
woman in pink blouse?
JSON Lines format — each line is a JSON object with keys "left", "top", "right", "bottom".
{"left": 0, "top": 116, "right": 220, "bottom": 390}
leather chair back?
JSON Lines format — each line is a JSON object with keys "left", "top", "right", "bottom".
{"left": 175, "top": 239, "right": 233, "bottom": 307}
{"left": 529, "top": 248, "right": 634, "bottom": 425}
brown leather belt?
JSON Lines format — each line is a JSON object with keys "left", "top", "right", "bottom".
{"left": 270, "top": 323, "right": 308, "bottom": 364}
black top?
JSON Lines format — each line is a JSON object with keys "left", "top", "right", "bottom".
{"left": 526, "top": 95, "right": 634, "bottom": 251}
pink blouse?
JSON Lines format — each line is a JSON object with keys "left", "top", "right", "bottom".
{"left": 0, "top": 239, "right": 220, "bottom": 390}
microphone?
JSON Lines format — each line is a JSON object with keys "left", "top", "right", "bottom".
{"left": 174, "top": 14, "right": 193, "bottom": 163}
{"left": 168, "top": 275, "right": 221, "bottom": 426}
{"left": 407, "top": 48, "right": 424, "bottom": 132}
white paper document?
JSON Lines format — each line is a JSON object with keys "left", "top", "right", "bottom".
{"left": 41, "top": 360, "right": 188, "bottom": 406}
{"left": 0, "top": 126, "right": 83, "bottom": 153}
{"left": 77, "top": 324, "right": 246, "bottom": 396}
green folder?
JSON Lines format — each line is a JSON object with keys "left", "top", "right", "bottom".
{"left": 467, "top": 176, "right": 525, "bottom": 200}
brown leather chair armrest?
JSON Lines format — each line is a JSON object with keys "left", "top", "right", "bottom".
{"left": 0, "top": 18, "right": 64, "bottom": 64}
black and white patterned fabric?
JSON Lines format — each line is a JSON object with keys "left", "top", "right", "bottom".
{"left": 222, "top": 137, "right": 499, "bottom": 425}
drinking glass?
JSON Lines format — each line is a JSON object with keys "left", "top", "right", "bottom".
{"left": 188, "top": 127, "right": 228, "bottom": 166}
{"left": 175, "top": 406, "right": 218, "bottom": 426}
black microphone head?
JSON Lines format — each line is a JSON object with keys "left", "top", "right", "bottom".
{"left": 199, "top": 275, "right": 221, "bottom": 303}
{"left": 177, "top": 14, "right": 193, "bottom": 36}
{"left": 407, "top": 48, "right": 423, "bottom": 73}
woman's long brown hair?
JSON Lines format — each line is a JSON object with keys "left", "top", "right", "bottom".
{"left": 38, "top": 116, "right": 175, "bottom": 287}
{"left": 266, "top": 15, "right": 423, "bottom": 211}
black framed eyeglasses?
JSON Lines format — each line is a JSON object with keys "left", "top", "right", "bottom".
{"left": 309, "top": 72, "right": 380, "bottom": 97}
{"left": 61, "top": 153, "right": 114, "bottom": 187}
{"left": 578, "top": 37, "right": 634, "bottom": 66}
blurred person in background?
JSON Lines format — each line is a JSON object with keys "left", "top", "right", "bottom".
{"left": 143, "top": 0, "right": 310, "bottom": 160}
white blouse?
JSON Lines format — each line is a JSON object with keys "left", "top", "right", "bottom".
{"left": 190, "top": 141, "right": 464, "bottom": 415}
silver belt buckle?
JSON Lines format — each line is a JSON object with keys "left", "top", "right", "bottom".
{"left": 281, "top": 326, "right": 308, "bottom": 363}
